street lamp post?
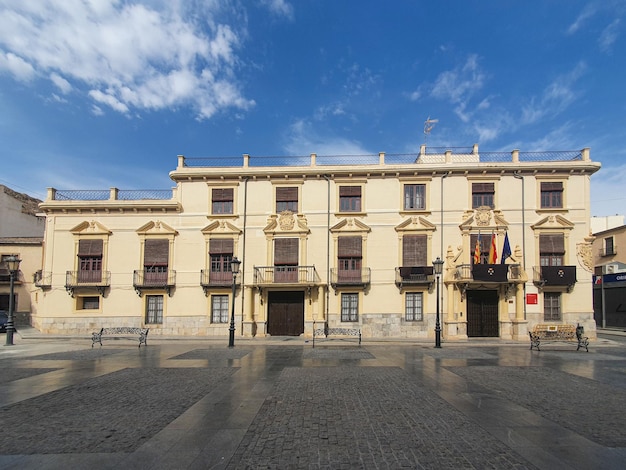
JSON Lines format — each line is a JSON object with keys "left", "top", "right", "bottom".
{"left": 433, "top": 257, "right": 444, "bottom": 348}
{"left": 228, "top": 257, "right": 241, "bottom": 348}
{"left": 5, "top": 256, "right": 21, "bottom": 346}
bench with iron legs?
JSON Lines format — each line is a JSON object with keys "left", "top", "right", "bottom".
{"left": 529, "top": 324, "right": 589, "bottom": 352}
{"left": 313, "top": 327, "right": 361, "bottom": 346}
{"left": 92, "top": 327, "right": 149, "bottom": 348}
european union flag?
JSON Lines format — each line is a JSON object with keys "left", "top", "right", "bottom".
{"left": 501, "top": 232, "right": 512, "bottom": 264}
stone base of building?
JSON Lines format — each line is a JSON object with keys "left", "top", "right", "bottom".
{"left": 510, "top": 319, "right": 529, "bottom": 341}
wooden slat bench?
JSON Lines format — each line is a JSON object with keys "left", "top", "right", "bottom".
{"left": 529, "top": 324, "right": 589, "bottom": 352}
{"left": 92, "top": 327, "right": 149, "bottom": 348}
{"left": 313, "top": 327, "right": 361, "bottom": 346}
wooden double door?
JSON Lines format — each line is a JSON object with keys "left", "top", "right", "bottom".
{"left": 267, "top": 291, "right": 304, "bottom": 336}
{"left": 467, "top": 290, "right": 499, "bottom": 337}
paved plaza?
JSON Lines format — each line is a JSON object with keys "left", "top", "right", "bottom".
{"left": 0, "top": 330, "right": 625, "bottom": 469}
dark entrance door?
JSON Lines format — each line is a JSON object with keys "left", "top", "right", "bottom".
{"left": 467, "top": 290, "right": 499, "bottom": 337}
{"left": 267, "top": 291, "right": 304, "bottom": 336}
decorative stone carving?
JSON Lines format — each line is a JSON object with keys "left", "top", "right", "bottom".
{"left": 576, "top": 234, "right": 595, "bottom": 273}
{"left": 475, "top": 206, "right": 492, "bottom": 226}
{"left": 278, "top": 211, "right": 295, "bottom": 231}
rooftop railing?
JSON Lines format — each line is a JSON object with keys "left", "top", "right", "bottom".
{"left": 49, "top": 188, "right": 174, "bottom": 201}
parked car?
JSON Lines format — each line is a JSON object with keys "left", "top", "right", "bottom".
{"left": 0, "top": 311, "right": 8, "bottom": 333}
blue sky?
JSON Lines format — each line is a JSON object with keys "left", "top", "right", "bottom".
{"left": 1, "top": 0, "right": 625, "bottom": 217}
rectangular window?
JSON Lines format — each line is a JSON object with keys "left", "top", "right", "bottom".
{"left": 145, "top": 295, "right": 164, "bottom": 324}
{"left": 604, "top": 237, "right": 615, "bottom": 256}
{"left": 404, "top": 184, "right": 426, "bottom": 210}
{"left": 472, "top": 182, "right": 494, "bottom": 209}
{"left": 341, "top": 293, "right": 359, "bottom": 322}
{"left": 338, "top": 236, "right": 362, "bottom": 282}
{"left": 78, "top": 296, "right": 100, "bottom": 310}
{"left": 540, "top": 182, "right": 563, "bottom": 209}
{"left": 544, "top": 292, "right": 561, "bottom": 321}
{"left": 209, "top": 239, "right": 233, "bottom": 284}
{"left": 539, "top": 234, "right": 564, "bottom": 266}
{"left": 211, "top": 295, "right": 229, "bottom": 323}
{"left": 402, "top": 235, "right": 427, "bottom": 267}
{"left": 405, "top": 292, "right": 423, "bottom": 321}
{"left": 274, "top": 238, "right": 298, "bottom": 282}
{"left": 0, "top": 254, "right": 19, "bottom": 282}
{"left": 212, "top": 188, "right": 234, "bottom": 214}
{"left": 339, "top": 186, "right": 362, "bottom": 212}
{"left": 144, "top": 239, "right": 169, "bottom": 284}
{"left": 276, "top": 187, "right": 298, "bottom": 213}
{"left": 78, "top": 239, "right": 103, "bottom": 283}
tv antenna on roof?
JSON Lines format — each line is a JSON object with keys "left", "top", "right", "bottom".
{"left": 424, "top": 116, "right": 438, "bottom": 146}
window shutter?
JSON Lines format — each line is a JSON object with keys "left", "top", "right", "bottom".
{"left": 209, "top": 239, "right": 233, "bottom": 254}
{"left": 212, "top": 188, "right": 233, "bottom": 201}
{"left": 144, "top": 239, "right": 169, "bottom": 265}
{"left": 78, "top": 239, "right": 103, "bottom": 256}
{"left": 274, "top": 238, "right": 298, "bottom": 265}
{"left": 402, "top": 235, "right": 427, "bottom": 266}
{"left": 276, "top": 187, "right": 298, "bottom": 201}
{"left": 540, "top": 234, "right": 565, "bottom": 254}
{"left": 472, "top": 182, "right": 494, "bottom": 193}
{"left": 339, "top": 186, "right": 361, "bottom": 196}
{"left": 338, "top": 236, "right": 362, "bottom": 257}
{"left": 541, "top": 182, "right": 563, "bottom": 191}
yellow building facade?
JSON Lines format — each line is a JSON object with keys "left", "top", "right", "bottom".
{"left": 34, "top": 146, "right": 600, "bottom": 341}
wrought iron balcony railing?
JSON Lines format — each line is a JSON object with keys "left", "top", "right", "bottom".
{"left": 533, "top": 266, "right": 577, "bottom": 289}
{"left": 395, "top": 266, "right": 434, "bottom": 288}
{"left": 65, "top": 270, "right": 111, "bottom": 296}
{"left": 253, "top": 266, "right": 319, "bottom": 285}
{"left": 455, "top": 264, "right": 523, "bottom": 283}
{"left": 34, "top": 270, "right": 52, "bottom": 288}
{"left": 133, "top": 269, "right": 176, "bottom": 296}
{"left": 330, "top": 268, "right": 371, "bottom": 288}
{"left": 200, "top": 269, "right": 241, "bottom": 295}
{"left": 601, "top": 246, "right": 617, "bottom": 256}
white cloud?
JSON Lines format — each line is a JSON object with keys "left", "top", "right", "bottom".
{"left": 599, "top": 18, "right": 621, "bottom": 52}
{"left": 260, "top": 0, "right": 294, "bottom": 20}
{"left": 284, "top": 119, "right": 371, "bottom": 156}
{"left": 50, "top": 73, "right": 72, "bottom": 94}
{"left": 567, "top": 4, "right": 597, "bottom": 34}
{"left": 520, "top": 62, "right": 586, "bottom": 125}
{"left": 0, "top": 1, "right": 254, "bottom": 119}
{"left": 0, "top": 51, "right": 36, "bottom": 80}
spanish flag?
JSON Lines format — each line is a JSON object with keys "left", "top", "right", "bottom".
{"left": 488, "top": 232, "right": 497, "bottom": 264}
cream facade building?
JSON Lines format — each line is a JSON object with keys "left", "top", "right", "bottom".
{"left": 34, "top": 146, "right": 600, "bottom": 341}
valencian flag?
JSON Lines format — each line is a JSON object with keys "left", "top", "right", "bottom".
{"left": 501, "top": 232, "right": 512, "bottom": 264}
{"left": 473, "top": 232, "right": 481, "bottom": 264}
{"left": 488, "top": 232, "right": 497, "bottom": 264}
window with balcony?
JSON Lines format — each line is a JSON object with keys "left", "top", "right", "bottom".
{"left": 403, "top": 184, "right": 425, "bottom": 210}
{"left": 341, "top": 293, "right": 359, "bottom": 322}
{"left": 472, "top": 182, "right": 494, "bottom": 209}
{"left": 339, "top": 186, "right": 362, "bottom": 212}
{"left": 338, "top": 236, "right": 362, "bottom": 283}
{"left": 274, "top": 238, "right": 298, "bottom": 282}
{"left": 145, "top": 294, "right": 163, "bottom": 324}
{"left": 77, "top": 239, "right": 103, "bottom": 283}
{"left": 405, "top": 292, "right": 423, "bottom": 321}
{"left": 209, "top": 239, "right": 233, "bottom": 285}
{"left": 144, "top": 239, "right": 169, "bottom": 285}
{"left": 540, "top": 182, "right": 563, "bottom": 209}
{"left": 544, "top": 292, "right": 561, "bottom": 321}
{"left": 276, "top": 187, "right": 298, "bottom": 213}
{"left": 212, "top": 188, "right": 234, "bottom": 215}
{"left": 604, "top": 236, "right": 615, "bottom": 256}
{"left": 211, "top": 294, "right": 229, "bottom": 323}
{"left": 0, "top": 254, "right": 18, "bottom": 282}
{"left": 539, "top": 234, "right": 564, "bottom": 266}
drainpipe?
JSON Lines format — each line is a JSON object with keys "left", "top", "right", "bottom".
{"left": 241, "top": 176, "right": 250, "bottom": 333}
{"left": 323, "top": 175, "right": 331, "bottom": 334}
{"left": 513, "top": 171, "right": 526, "bottom": 320}
{"left": 441, "top": 172, "right": 451, "bottom": 324}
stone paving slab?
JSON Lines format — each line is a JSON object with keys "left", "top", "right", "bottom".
{"left": 448, "top": 365, "right": 626, "bottom": 447}
{"left": 0, "top": 367, "right": 236, "bottom": 454}
{"left": 22, "top": 349, "right": 134, "bottom": 361}
{"left": 303, "top": 346, "right": 375, "bottom": 360}
{"left": 170, "top": 348, "right": 251, "bottom": 361}
{"left": 0, "top": 368, "right": 59, "bottom": 385}
{"left": 227, "top": 366, "right": 537, "bottom": 469}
